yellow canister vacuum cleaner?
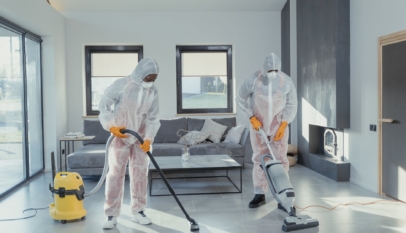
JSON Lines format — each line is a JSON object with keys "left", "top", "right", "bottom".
{"left": 48, "top": 135, "right": 115, "bottom": 224}
{"left": 48, "top": 130, "right": 199, "bottom": 232}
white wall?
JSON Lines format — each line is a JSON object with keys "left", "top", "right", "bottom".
{"left": 348, "top": 0, "right": 406, "bottom": 192}
{"left": 63, "top": 11, "right": 281, "bottom": 137}
{"left": 0, "top": 0, "right": 67, "bottom": 171}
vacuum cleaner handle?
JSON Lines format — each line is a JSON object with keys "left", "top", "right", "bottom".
{"left": 120, "top": 129, "right": 145, "bottom": 145}
{"left": 119, "top": 129, "right": 199, "bottom": 231}
{"left": 258, "top": 127, "right": 277, "bottom": 161}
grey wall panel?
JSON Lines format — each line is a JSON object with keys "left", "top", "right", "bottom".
{"left": 282, "top": 0, "right": 290, "bottom": 76}
{"left": 297, "top": 0, "right": 350, "bottom": 170}
{"left": 282, "top": 0, "right": 291, "bottom": 143}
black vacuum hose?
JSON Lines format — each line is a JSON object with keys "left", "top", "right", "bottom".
{"left": 120, "top": 129, "right": 199, "bottom": 232}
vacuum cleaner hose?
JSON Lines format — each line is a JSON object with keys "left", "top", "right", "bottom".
{"left": 83, "top": 135, "right": 114, "bottom": 197}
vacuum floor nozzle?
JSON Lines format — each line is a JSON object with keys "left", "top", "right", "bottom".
{"left": 190, "top": 219, "right": 200, "bottom": 232}
{"left": 282, "top": 215, "right": 319, "bottom": 232}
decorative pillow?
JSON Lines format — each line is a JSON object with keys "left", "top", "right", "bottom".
{"left": 223, "top": 124, "right": 246, "bottom": 144}
{"left": 177, "top": 131, "right": 210, "bottom": 146}
{"left": 200, "top": 118, "right": 228, "bottom": 143}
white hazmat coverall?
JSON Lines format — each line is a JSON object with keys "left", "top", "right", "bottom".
{"left": 236, "top": 53, "right": 298, "bottom": 194}
{"left": 99, "top": 57, "right": 161, "bottom": 216}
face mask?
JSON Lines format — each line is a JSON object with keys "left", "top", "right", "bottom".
{"left": 267, "top": 71, "right": 278, "bottom": 79}
{"left": 141, "top": 81, "right": 153, "bottom": 89}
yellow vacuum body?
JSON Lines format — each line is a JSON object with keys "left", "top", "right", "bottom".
{"left": 49, "top": 172, "right": 87, "bottom": 223}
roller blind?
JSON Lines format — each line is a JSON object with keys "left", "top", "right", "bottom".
{"left": 91, "top": 53, "right": 138, "bottom": 77}
{"left": 181, "top": 52, "right": 227, "bottom": 76}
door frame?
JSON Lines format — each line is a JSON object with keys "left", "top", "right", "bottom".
{"left": 378, "top": 29, "right": 406, "bottom": 195}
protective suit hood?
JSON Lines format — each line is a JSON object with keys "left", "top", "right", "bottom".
{"left": 262, "top": 53, "right": 281, "bottom": 76}
{"left": 130, "top": 57, "right": 159, "bottom": 84}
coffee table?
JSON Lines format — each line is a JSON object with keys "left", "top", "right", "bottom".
{"left": 148, "top": 154, "right": 242, "bottom": 196}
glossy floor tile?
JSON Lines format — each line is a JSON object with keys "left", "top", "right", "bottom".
{"left": 0, "top": 164, "right": 405, "bottom": 233}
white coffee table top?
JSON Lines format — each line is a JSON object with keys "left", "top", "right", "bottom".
{"left": 149, "top": 154, "right": 241, "bottom": 171}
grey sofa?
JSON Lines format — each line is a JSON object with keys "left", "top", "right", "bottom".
{"left": 67, "top": 117, "right": 252, "bottom": 175}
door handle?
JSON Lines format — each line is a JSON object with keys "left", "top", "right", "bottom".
{"left": 379, "top": 118, "right": 394, "bottom": 123}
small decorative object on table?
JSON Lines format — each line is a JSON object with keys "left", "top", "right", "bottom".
{"left": 182, "top": 146, "right": 190, "bottom": 161}
{"left": 64, "top": 132, "right": 85, "bottom": 139}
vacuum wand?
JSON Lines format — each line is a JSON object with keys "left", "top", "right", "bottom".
{"left": 257, "top": 127, "right": 319, "bottom": 232}
{"left": 120, "top": 129, "right": 199, "bottom": 232}
{"left": 258, "top": 127, "right": 276, "bottom": 160}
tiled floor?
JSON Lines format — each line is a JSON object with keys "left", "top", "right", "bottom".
{"left": 0, "top": 139, "right": 24, "bottom": 194}
{"left": 0, "top": 164, "right": 405, "bottom": 233}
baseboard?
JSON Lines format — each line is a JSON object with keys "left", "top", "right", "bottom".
{"left": 350, "top": 178, "right": 378, "bottom": 193}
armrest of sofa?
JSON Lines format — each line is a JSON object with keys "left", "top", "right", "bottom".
{"left": 239, "top": 128, "right": 253, "bottom": 164}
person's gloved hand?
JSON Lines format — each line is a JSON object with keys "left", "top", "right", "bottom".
{"left": 274, "top": 121, "right": 288, "bottom": 141}
{"left": 140, "top": 140, "right": 151, "bottom": 153}
{"left": 250, "top": 116, "right": 262, "bottom": 131}
{"left": 109, "top": 126, "right": 128, "bottom": 138}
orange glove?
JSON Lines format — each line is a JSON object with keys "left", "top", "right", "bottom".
{"left": 250, "top": 116, "right": 262, "bottom": 131}
{"left": 109, "top": 126, "right": 128, "bottom": 138}
{"left": 140, "top": 140, "right": 151, "bottom": 153}
{"left": 274, "top": 121, "right": 288, "bottom": 141}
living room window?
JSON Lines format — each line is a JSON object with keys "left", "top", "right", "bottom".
{"left": 85, "top": 46, "right": 143, "bottom": 115}
{"left": 176, "top": 45, "right": 233, "bottom": 114}
{"left": 0, "top": 16, "right": 44, "bottom": 198}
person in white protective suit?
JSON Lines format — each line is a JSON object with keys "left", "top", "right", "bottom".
{"left": 99, "top": 57, "right": 161, "bottom": 229}
{"left": 236, "top": 53, "right": 297, "bottom": 208}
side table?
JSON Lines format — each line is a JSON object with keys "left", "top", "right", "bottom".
{"left": 59, "top": 136, "right": 95, "bottom": 172}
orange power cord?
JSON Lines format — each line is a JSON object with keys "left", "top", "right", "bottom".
{"left": 294, "top": 199, "right": 405, "bottom": 211}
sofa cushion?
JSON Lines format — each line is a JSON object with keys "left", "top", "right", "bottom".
{"left": 187, "top": 117, "right": 237, "bottom": 141}
{"left": 200, "top": 118, "right": 228, "bottom": 143}
{"left": 67, "top": 144, "right": 107, "bottom": 169}
{"left": 188, "top": 142, "right": 244, "bottom": 157}
{"left": 217, "top": 142, "right": 245, "bottom": 157}
{"left": 223, "top": 124, "right": 246, "bottom": 144}
{"left": 154, "top": 118, "right": 188, "bottom": 143}
{"left": 177, "top": 131, "right": 210, "bottom": 146}
{"left": 187, "top": 118, "right": 205, "bottom": 131}
{"left": 83, "top": 120, "right": 111, "bottom": 145}
{"left": 151, "top": 143, "right": 185, "bottom": 157}
{"left": 212, "top": 117, "right": 237, "bottom": 138}
{"left": 188, "top": 143, "right": 221, "bottom": 155}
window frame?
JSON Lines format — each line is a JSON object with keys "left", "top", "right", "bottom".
{"left": 0, "top": 16, "right": 44, "bottom": 198}
{"left": 176, "top": 45, "right": 233, "bottom": 114}
{"left": 85, "top": 45, "right": 143, "bottom": 115}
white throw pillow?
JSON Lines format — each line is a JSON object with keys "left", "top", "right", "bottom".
{"left": 223, "top": 124, "right": 246, "bottom": 144}
{"left": 177, "top": 131, "right": 210, "bottom": 146}
{"left": 200, "top": 118, "right": 228, "bottom": 143}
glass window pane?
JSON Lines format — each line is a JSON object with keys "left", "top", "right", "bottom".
{"left": 91, "top": 77, "right": 118, "bottom": 111}
{"left": 0, "top": 27, "right": 25, "bottom": 194}
{"left": 25, "top": 38, "right": 43, "bottom": 175}
{"left": 182, "top": 76, "right": 227, "bottom": 109}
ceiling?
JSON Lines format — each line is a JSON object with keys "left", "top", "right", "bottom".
{"left": 49, "top": 0, "right": 287, "bottom": 12}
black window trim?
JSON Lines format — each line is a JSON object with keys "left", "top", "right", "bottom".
{"left": 85, "top": 45, "right": 144, "bottom": 116}
{"left": 176, "top": 45, "right": 233, "bottom": 114}
{"left": 0, "top": 16, "right": 42, "bottom": 42}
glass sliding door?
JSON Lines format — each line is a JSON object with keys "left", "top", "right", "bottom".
{"left": 0, "top": 26, "right": 25, "bottom": 194}
{"left": 25, "top": 38, "right": 43, "bottom": 175}
{"left": 0, "top": 17, "right": 44, "bottom": 198}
